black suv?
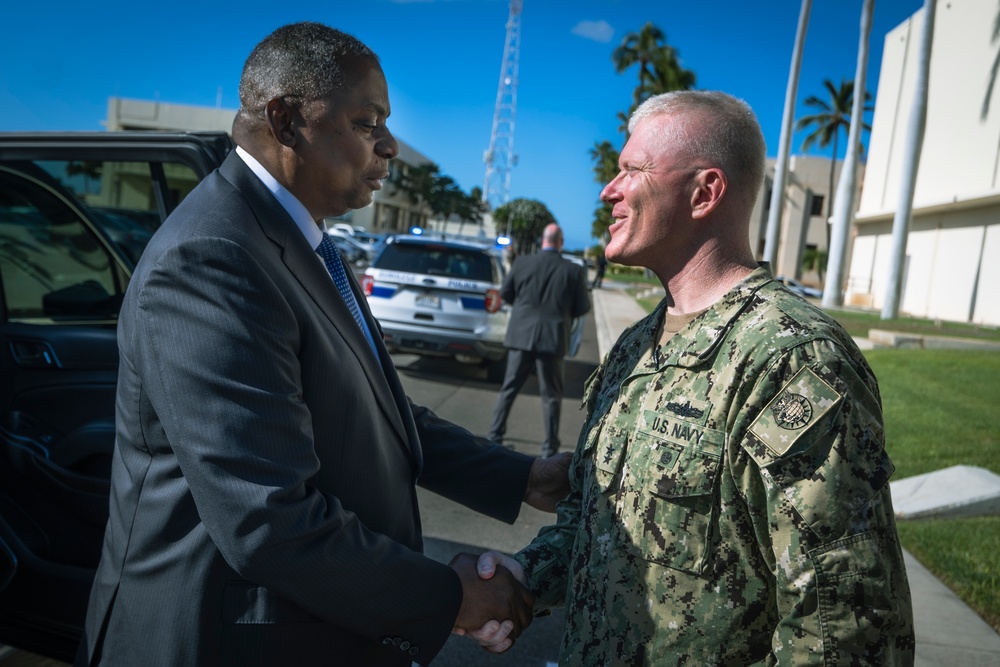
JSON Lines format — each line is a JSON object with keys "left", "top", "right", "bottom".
{"left": 0, "top": 131, "right": 232, "bottom": 660}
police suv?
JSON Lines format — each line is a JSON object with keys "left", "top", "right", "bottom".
{"left": 361, "top": 234, "right": 510, "bottom": 381}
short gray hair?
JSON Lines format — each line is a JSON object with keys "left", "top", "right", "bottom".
{"left": 237, "top": 22, "right": 378, "bottom": 121}
{"left": 628, "top": 91, "right": 766, "bottom": 207}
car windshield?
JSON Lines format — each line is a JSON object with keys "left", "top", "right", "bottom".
{"left": 376, "top": 243, "right": 494, "bottom": 282}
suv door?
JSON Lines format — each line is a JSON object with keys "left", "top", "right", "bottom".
{"left": 0, "top": 132, "right": 231, "bottom": 660}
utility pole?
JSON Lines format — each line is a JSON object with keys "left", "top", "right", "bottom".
{"left": 483, "top": 0, "right": 523, "bottom": 235}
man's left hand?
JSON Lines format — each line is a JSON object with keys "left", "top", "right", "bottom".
{"left": 523, "top": 452, "right": 571, "bottom": 512}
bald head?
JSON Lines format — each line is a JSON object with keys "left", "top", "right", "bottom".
{"left": 232, "top": 22, "right": 379, "bottom": 146}
{"left": 541, "top": 224, "right": 564, "bottom": 251}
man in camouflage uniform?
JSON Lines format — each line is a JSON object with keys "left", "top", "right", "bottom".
{"left": 468, "top": 91, "right": 914, "bottom": 665}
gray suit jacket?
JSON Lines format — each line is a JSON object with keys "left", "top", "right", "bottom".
{"left": 502, "top": 249, "right": 591, "bottom": 356}
{"left": 77, "top": 152, "right": 534, "bottom": 666}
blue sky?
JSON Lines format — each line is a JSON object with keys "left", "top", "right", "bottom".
{"left": 1, "top": 0, "right": 922, "bottom": 251}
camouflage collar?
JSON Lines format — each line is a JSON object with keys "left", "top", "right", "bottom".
{"left": 644, "top": 266, "right": 775, "bottom": 370}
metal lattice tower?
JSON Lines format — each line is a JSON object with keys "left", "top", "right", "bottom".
{"left": 482, "top": 0, "right": 522, "bottom": 218}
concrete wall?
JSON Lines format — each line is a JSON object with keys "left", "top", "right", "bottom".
{"left": 106, "top": 97, "right": 236, "bottom": 132}
{"left": 748, "top": 155, "right": 863, "bottom": 286}
{"left": 849, "top": 0, "right": 1000, "bottom": 325}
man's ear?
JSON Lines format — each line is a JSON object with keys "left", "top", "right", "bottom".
{"left": 690, "top": 167, "right": 727, "bottom": 219}
{"left": 263, "top": 98, "right": 297, "bottom": 147}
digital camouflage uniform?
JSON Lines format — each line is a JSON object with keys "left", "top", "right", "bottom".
{"left": 514, "top": 268, "right": 914, "bottom": 666}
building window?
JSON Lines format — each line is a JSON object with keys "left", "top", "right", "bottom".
{"left": 810, "top": 195, "right": 825, "bottom": 217}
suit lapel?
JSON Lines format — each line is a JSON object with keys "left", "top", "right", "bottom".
{"left": 218, "top": 154, "right": 414, "bottom": 454}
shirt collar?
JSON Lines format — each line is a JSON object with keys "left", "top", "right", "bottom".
{"left": 618, "top": 267, "right": 777, "bottom": 373}
{"left": 235, "top": 145, "right": 324, "bottom": 249}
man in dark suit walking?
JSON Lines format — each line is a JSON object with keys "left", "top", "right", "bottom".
{"left": 487, "top": 224, "right": 591, "bottom": 458}
{"left": 76, "top": 22, "right": 569, "bottom": 667}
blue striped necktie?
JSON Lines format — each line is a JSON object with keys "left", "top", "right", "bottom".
{"left": 316, "top": 234, "right": 379, "bottom": 356}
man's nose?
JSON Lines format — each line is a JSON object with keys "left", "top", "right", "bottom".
{"left": 378, "top": 127, "right": 399, "bottom": 160}
{"left": 600, "top": 175, "right": 622, "bottom": 203}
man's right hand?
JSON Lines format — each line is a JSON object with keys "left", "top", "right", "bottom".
{"left": 449, "top": 552, "right": 534, "bottom": 646}
{"left": 449, "top": 551, "right": 530, "bottom": 653}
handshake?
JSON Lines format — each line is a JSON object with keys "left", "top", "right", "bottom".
{"left": 449, "top": 550, "right": 532, "bottom": 654}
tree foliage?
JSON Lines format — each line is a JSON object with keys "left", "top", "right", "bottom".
{"left": 801, "top": 246, "right": 828, "bottom": 284}
{"left": 493, "top": 198, "right": 556, "bottom": 255}
{"left": 390, "top": 162, "right": 484, "bottom": 233}
{"left": 612, "top": 22, "right": 696, "bottom": 111}
{"left": 795, "top": 78, "right": 873, "bottom": 222}
{"left": 588, "top": 22, "right": 696, "bottom": 242}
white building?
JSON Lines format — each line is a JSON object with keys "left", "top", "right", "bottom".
{"left": 846, "top": 0, "right": 1000, "bottom": 326}
{"left": 749, "top": 155, "right": 863, "bottom": 286}
{"left": 105, "top": 97, "right": 437, "bottom": 236}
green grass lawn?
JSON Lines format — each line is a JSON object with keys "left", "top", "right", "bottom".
{"left": 865, "top": 349, "right": 1000, "bottom": 480}
{"left": 864, "top": 349, "right": 1000, "bottom": 631}
{"left": 827, "top": 307, "right": 1000, "bottom": 343}
{"left": 895, "top": 516, "right": 1000, "bottom": 632}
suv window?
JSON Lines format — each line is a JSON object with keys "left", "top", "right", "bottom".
{"left": 0, "top": 166, "right": 128, "bottom": 322}
{"left": 31, "top": 158, "right": 200, "bottom": 265}
{"left": 376, "top": 242, "right": 496, "bottom": 283}
{"left": 1, "top": 145, "right": 210, "bottom": 325}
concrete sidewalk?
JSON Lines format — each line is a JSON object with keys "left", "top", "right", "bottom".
{"left": 589, "top": 280, "right": 1000, "bottom": 666}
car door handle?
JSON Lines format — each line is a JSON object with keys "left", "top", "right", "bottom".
{"left": 9, "top": 339, "right": 60, "bottom": 368}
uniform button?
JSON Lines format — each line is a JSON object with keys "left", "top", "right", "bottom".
{"left": 399, "top": 641, "right": 410, "bottom": 651}
{"left": 381, "top": 637, "right": 392, "bottom": 645}
{"left": 391, "top": 637, "right": 402, "bottom": 646}
{"left": 408, "top": 647, "right": 419, "bottom": 656}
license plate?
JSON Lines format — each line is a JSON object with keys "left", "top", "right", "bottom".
{"left": 415, "top": 294, "right": 441, "bottom": 309}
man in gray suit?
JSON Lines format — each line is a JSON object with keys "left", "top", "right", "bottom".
{"left": 76, "top": 23, "right": 569, "bottom": 667}
{"left": 487, "top": 224, "right": 592, "bottom": 458}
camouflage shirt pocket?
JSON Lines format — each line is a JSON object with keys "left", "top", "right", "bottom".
{"left": 619, "top": 426, "right": 724, "bottom": 575}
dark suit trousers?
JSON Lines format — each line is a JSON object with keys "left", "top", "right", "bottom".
{"left": 487, "top": 349, "right": 564, "bottom": 456}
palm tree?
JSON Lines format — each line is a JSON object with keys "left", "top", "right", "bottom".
{"left": 612, "top": 22, "right": 695, "bottom": 110}
{"left": 801, "top": 247, "right": 828, "bottom": 285}
{"left": 493, "top": 198, "right": 556, "bottom": 255}
{"left": 795, "top": 79, "right": 873, "bottom": 222}
{"left": 645, "top": 47, "right": 696, "bottom": 97}
{"left": 594, "top": 22, "right": 694, "bottom": 245}
{"left": 589, "top": 141, "right": 620, "bottom": 241}
{"left": 456, "top": 186, "right": 488, "bottom": 236}
{"left": 589, "top": 141, "right": 620, "bottom": 184}
{"left": 391, "top": 162, "right": 441, "bottom": 223}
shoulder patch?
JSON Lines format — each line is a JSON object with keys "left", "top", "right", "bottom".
{"left": 749, "top": 366, "right": 842, "bottom": 458}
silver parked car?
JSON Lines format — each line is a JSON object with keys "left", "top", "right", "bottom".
{"left": 361, "top": 235, "right": 509, "bottom": 381}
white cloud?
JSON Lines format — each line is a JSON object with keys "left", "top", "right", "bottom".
{"left": 570, "top": 20, "right": 614, "bottom": 44}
